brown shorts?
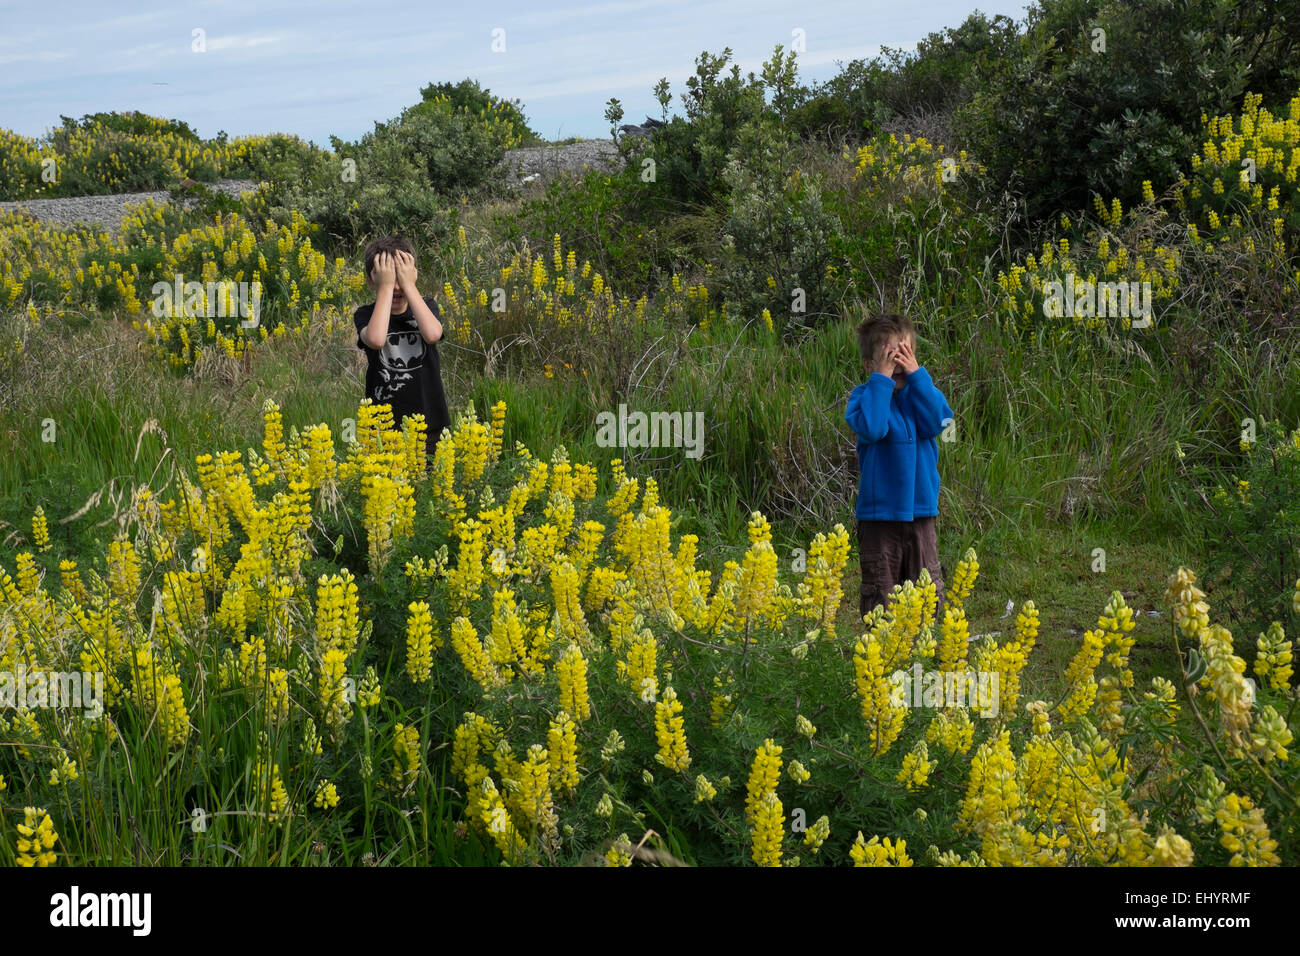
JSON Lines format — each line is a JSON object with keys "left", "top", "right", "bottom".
{"left": 857, "top": 517, "right": 945, "bottom": 621}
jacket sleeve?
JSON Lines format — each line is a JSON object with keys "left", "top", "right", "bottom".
{"left": 905, "top": 366, "right": 954, "bottom": 440}
{"left": 845, "top": 374, "right": 896, "bottom": 443}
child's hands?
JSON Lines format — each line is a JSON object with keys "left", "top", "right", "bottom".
{"left": 394, "top": 250, "right": 418, "bottom": 292}
{"left": 893, "top": 339, "right": 920, "bottom": 375}
{"left": 371, "top": 252, "right": 396, "bottom": 288}
{"left": 876, "top": 344, "right": 897, "bottom": 378}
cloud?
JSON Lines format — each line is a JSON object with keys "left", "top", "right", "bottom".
{"left": 204, "top": 34, "right": 282, "bottom": 52}
{"left": 0, "top": 50, "right": 73, "bottom": 65}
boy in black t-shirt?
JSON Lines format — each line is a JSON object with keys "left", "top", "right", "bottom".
{"left": 353, "top": 236, "right": 451, "bottom": 455}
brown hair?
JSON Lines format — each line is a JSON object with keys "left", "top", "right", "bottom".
{"left": 855, "top": 310, "right": 916, "bottom": 367}
{"left": 362, "top": 236, "right": 416, "bottom": 281}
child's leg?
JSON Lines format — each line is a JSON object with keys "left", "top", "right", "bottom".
{"left": 903, "top": 516, "right": 945, "bottom": 617}
{"left": 857, "top": 520, "right": 905, "bottom": 620}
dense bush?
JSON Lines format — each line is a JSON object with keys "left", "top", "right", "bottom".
{"left": 0, "top": 111, "right": 230, "bottom": 200}
{"left": 270, "top": 83, "right": 529, "bottom": 252}
{"left": 827, "top": 132, "right": 993, "bottom": 324}
{"left": 715, "top": 115, "right": 841, "bottom": 330}
{"left": 954, "top": 0, "right": 1300, "bottom": 228}
{"left": 1193, "top": 419, "right": 1300, "bottom": 643}
{"left": 224, "top": 132, "right": 333, "bottom": 186}
{"left": 801, "top": 12, "right": 1019, "bottom": 145}
{"left": 414, "top": 78, "right": 541, "bottom": 147}
{"left": 1180, "top": 89, "right": 1300, "bottom": 258}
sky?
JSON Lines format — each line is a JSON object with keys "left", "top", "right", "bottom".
{"left": 0, "top": 0, "right": 1032, "bottom": 146}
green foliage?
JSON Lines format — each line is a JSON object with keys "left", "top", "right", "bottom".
{"left": 271, "top": 125, "right": 452, "bottom": 252}
{"left": 415, "top": 77, "right": 541, "bottom": 146}
{"left": 227, "top": 132, "right": 332, "bottom": 185}
{"left": 954, "top": 0, "right": 1300, "bottom": 227}
{"left": 56, "top": 110, "right": 200, "bottom": 142}
{"left": 632, "top": 47, "right": 773, "bottom": 209}
{"left": 825, "top": 133, "right": 996, "bottom": 324}
{"left": 274, "top": 81, "right": 532, "bottom": 250}
{"left": 715, "top": 116, "right": 841, "bottom": 330}
{"left": 2, "top": 111, "right": 228, "bottom": 199}
{"left": 805, "top": 12, "right": 1019, "bottom": 143}
{"left": 1195, "top": 419, "right": 1300, "bottom": 640}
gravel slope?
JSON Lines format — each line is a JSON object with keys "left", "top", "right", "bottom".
{"left": 0, "top": 140, "right": 624, "bottom": 232}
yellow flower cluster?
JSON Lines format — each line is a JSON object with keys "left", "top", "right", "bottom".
{"left": 7, "top": 395, "right": 1295, "bottom": 867}
{"left": 439, "top": 232, "right": 651, "bottom": 350}
{"left": 406, "top": 600, "right": 438, "bottom": 684}
{"left": 1254, "top": 621, "right": 1294, "bottom": 693}
{"left": 547, "top": 711, "right": 580, "bottom": 794}
{"left": 896, "top": 740, "right": 931, "bottom": 790}
{"left": 254, "top": 757, "right": 289, "bottom": 819}
{"left": 15, "top": 807, "right": 59, "bottom": 867}
{"left": 31, "top": 505, "right": 50, "bottom": 552}
{"left": 391, "top": 723, "right": 422, "bottom": 791}
{"left": 1, "top": 198, "right": 362, "bottom": 369}
{"left": 792, "top": 524, "right": 851, "bottom": 637}
{"left": 946, "top": 548, "right": 979, "bottom": 610}
{"left": 0, "top": 114, "right": 234, "bottom": 200}
{"left": 850, "top": 833, "right": 912, "bottom": 866}
{"left": 993, "top": 212, "right": 1179, "bottom": 335}
{"left": 850, "top": 133, "right": 982, "bottom": 191}
{"left": 653, "top": 686, "right": 691, "bottom": 772}
{"left": 555, "top": 643, "right": 592, "bottom": 721}
{"left": 1185, "top": 89, "right": 1300, "bottom": 257}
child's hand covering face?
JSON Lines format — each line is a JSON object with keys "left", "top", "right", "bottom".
{"left": 394, "top": 250, "right": 418, "bottom": 290}
{"left": 876, "top": 343, "right": 898, "bottom": 377}
{"left": 892, "top": 338, "right": 920, "bottom": 375}
{"left": 371, "top": 251, "right": 396, "bottom": 286}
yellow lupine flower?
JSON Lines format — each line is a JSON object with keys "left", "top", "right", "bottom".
{"left": 936, "top": 605, "right": 971, "bottom": 673}
{"left": 15, "top": 807, "right": 58, "bottom": 867}
{"left": 895, "top": 740, "right": 931, "bottom": 790}
{"left": 744, "top": 739, "right": 783, "bottom": 825}
{"left": 319, "top": 647, "right": 351, "bottom": 732}
{"left": 1254, "top": 621, "right": 1293, "bottom": 692}
{"left": 392, "top": 723, "right": 421, "bottom": 790}
{"left": 750, "top": 791, "right": 784, "bottom": 867}
{"left": 547, "top": 711, "right": 580, "bottom": 793}
{"left": 406, "top": 600, "right": 436, "bottom": 684}
{"left": 695, "top": 774, "right": 717, "bottom": 803}
{"left": 555, "top": 643, "right": 591, "bottom": 721}
{"left": 850, "top": 833, "right": 912, "bottom": 867}
{"left": 946, "top": 548, "right": 979, "bottom": 609}
{"left": 313, "top": 779, "right": 340, "bottom": 810}
{"left": 653, "top": 686, "right": 691, "bottom": 772}
{"left": 31, "top": 505, "right": 50, "bottom": 552}
{"left": 803, "top": 815, "right": 830, "bottom": 854}
{"left": 853, "top": 630, "right": 906, "bottom": 753}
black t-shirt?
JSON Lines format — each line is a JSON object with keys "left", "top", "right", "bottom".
{"left": 353, "top": 296, "right": 451, "bottom": 453}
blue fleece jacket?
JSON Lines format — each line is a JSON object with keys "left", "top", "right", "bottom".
{"left": 845, "top": 367, "right": 954, "bottom": 521}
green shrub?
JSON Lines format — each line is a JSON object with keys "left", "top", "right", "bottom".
{"left": 954, "top": 0, "right": 1300, "bottom": 228}
{"left": 806, "top": 12, "right": 1019, "bottom": 144}
{"left": 414, "top": 78, "right": 541, "bottom": 146}
{"left": 0, "top": 111, "right": 229, "bottom": 199}
{"left": 1193, "top": 418, "right": 1300, "bottom": 642}
{"left": 715, "top": 116, "right": 841, "bottom": 331}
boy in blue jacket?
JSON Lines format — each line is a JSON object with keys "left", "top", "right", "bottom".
{"left": 845, "top": 312, "right": 954, "bottom": 620}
